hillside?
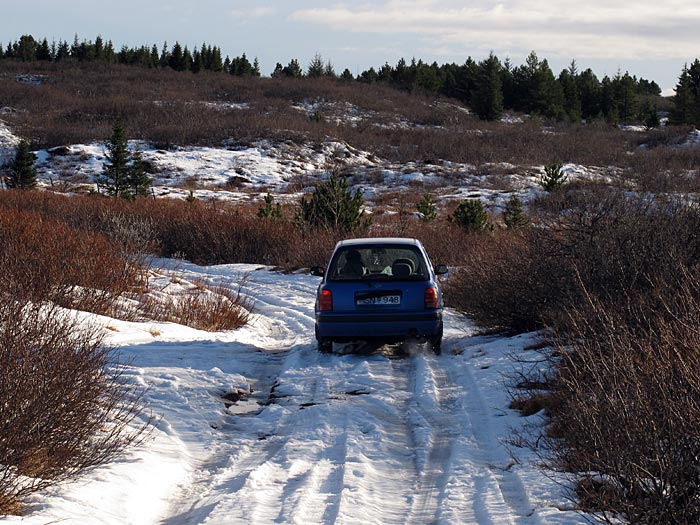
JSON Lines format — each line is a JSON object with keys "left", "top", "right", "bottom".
{"left": 1, "top": 61, "right": 698, "bottom": 213}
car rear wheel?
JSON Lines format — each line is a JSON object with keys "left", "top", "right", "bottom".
{"left": 430, "top": 335, "right": 442, "bottom": 355}
{"left": 318, "top": 338, "right": 333, "bottom": 353}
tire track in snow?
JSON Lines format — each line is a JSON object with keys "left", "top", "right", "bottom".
{"left": 166, "top": 347, "right": 356, "bottom": 525}
{"left": 442, "top": 356, "right": 541, "bottom": 525}
{"left": 330, "top": 354, "right": 418, "bottom": 524}
{"left": 159, "top": 346, "right": 294, "bottom": 525}
{"left": 405, "top": 350, "right": 460, "bottom": 525}
{"left": 154, "top": 263, "right": 540, "bottom": 524}
{"left": 401, "top": 348, "right": 541, "bottom": 525}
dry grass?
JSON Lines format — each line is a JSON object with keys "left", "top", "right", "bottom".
{"left": 139, "top": 280, "right": 253, "bottom": 332}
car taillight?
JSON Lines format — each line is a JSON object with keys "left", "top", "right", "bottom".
{"left": 424, "top": 287, "right": 439, "bottom": 309}
{"left": 319, "top": 289, "right": 333, "bottom": 311}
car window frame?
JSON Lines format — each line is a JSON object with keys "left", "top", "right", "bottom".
{"left": 327, "top": 243, "right": 430, "bottom": 283}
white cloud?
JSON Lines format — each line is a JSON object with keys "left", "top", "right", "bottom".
{"left": 229, "top": 6, "right": 276, "bottom": 20}
{"left": 289, "top": 0, "right": 700, "bottom": 60}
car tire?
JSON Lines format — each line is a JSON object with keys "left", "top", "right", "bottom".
{"left": 430, "top": 335, "right": 442, "bottom": 355}
{"left": 318, "top": 338, "right": 333, "bottom": 353}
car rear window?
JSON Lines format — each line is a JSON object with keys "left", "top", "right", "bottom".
{"left": 328, "top": 245, "right": 429, "bottom": 282}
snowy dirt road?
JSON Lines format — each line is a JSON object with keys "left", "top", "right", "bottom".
{"left": 5, "top": 263, "right": 585, "bottom": 525}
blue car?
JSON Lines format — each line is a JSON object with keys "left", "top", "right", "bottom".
{"left": 310, "top": 238, "right": 448, "bottom": 354}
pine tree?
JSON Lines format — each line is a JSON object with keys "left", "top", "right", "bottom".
{"left": 210, "top": 46, "right": 224, "bottom": 72}
{"left": 271, "top": 63, "right": 284, "bottom": 77}
{"left": 612, "top": 71, "right": 638, "bottom": 123}
{"left": 451, "top": 199, "right": 489, "bottom": 232}
{"left": 639, "top": 101, "right": 660, "bottom": 128}
{"left": 471, "top": 53, "right": 503, "bottom": 121}
{"left": 296, "top": 170, "right": 369, "bottom": 233}
{"left": 159, "top": 41, "right": 169, "bottom": 68}
{"left": 559, "top": 62, "right": 582, "bottom": 122}
{"left": 416, "top": 193, "right": 437, "bottom": 222}
{"left": 169, "top": 42, "right": 185, "bottom": 71}
{"left": 539, "top": 161, "right": 568, "bottom": 192}
{"left": 36, "top": 38, "right": 51, "bottom": 61}
{"left": 340, "top": 68, "right": 354, "bottom": 81}
{"left": 149, "top": 45, "right": 159, "bottom": 68}
{"left": 307, "top": 53, "right": 324, "bottom": 78}
{"left": 97, "top": 124, "right": 130, "bottom": 197}
{"left": 257, "top": 193, "right": 283, "bottom": 219}
{"left": 324, "top": 60, "right": 337, "bottom": 78}
{"left": 182, "top": 46, "right": 193, "bottom": 72}
{"left": 97, "top": 124, "right": 151, "bottom": 199}
{"left": 577, "top": 68, "right": 601, "bottom": 120}
{"left": 127, "top": 150, "right": 152, "bottom": 198}
{"left": 283, "top": 59, "right": 303, "bottom": 78}
{"left": 3, "top": 140, "right": 37, "bottom": 189}
{"left": 502, "top": 194, "right": 529, "bottom": 228}
{"left": 673, "top": 60, "right": 700, "bottom": 126}
{"left": 513, "top": 51, "right": 564, "bottom": 118}
{"left": 17, "top": 35, "right": 38, "bottom": 61}
{"left": 191, "top": 50, "right": 203, "bottom": 73}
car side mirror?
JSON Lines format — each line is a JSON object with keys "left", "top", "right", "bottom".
{"left": 310, "top": 266, "right": 325, "bottom": 276}
{"left": 434, "top": 264, "right": 448, "bottom": 275}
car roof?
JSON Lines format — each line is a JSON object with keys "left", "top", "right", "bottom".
{"left": 335, "top": 237, "right": 422, "bottom": 248}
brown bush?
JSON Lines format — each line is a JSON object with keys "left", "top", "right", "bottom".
{"left": 0, "top": 297, "right": 149, "bottom": 515}
{"left": 139, "top": 280, "right": 253, "bottom": 331}
{"left": 446, "top": 185, "right": 700, "bottom": 333}
{"left": 0, "top": 204, "right": 144, "bottom": 316}
{"left": 0, "top": 191, "right": 341, "bottom": 270}
{"left": 545, "top": 271, "right": 700, "bottom": 523}
{"left": 440, "top": 226, "right": 570, "bottom": 331}
{"left": 475, "top": 186, "right": 700, "bottom": 521}
{"left": 0, "top": 192, "right": 155, "bottom": 513}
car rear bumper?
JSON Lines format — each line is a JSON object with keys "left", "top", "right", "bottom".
{"left": 315, "top": 310, "right": 443, "bottom": 340}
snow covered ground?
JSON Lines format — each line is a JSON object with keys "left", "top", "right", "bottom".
{"left": 0, "top": 118, "right": 621, "bottom": 213}
{"left": 2, "top": 261, "right": 586, "bottom": 525}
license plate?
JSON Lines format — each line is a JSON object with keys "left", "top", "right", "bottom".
{"left": 356, "top": 295, "right": 401, "bottom": 305}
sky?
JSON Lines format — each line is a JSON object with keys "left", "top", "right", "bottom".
{"left": 2, "top": 0, "right": 699, "bottom": 94}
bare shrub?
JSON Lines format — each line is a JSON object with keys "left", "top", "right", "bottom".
{"left": 541, "top": 190, "right": 700, "bottom": 333}
{"left": 0, "top": 191, "right": 340, "bottom": 271}
{"left": 443, "top": 228, "right": 566, "bottom": 331}
{"left": 546, "top": 271, "right": 700, "bottom": 523}
{"left": 0, "top": 204, "right": 145, "bottom": 316}
{"left": 627, "top": 145, "right": 700, "bottom": 194}
{"left": 494, "top": 187, "right": 700, "bottom": 521}
{"left": 448, "top": 186, "right": 700, "bottom": 333}
{"left": 139, "top": 279, "right": 253, "bottom": 331}
{"left": 0, "top": 297, "right": 149, "bottom": 514}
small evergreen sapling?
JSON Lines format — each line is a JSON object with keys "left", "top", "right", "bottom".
{"left": 416, "top": 192, "right": 437, "bottom": 222}
{"left": 296, "top": 170, "right": 370, "bottom": 234}
{"left": 450, "top": 198, "right": 490, "bottom": 232}
{"left": 502, "top": 194, "right": 529, "bottom": 229}
{"left": 127, "top": 150, "right": 152, "bottom": 199}
{"left": 539, "top": 161, "right": 568, "bottom": 192}
{"left": 3, "top": 139, "right": 37, "bottom": 189}
{"left": 97, "top": 123, "right": 152, "bottom": 199}
{"left": 257, "top": 193, "right": 283, "bottom": 219}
